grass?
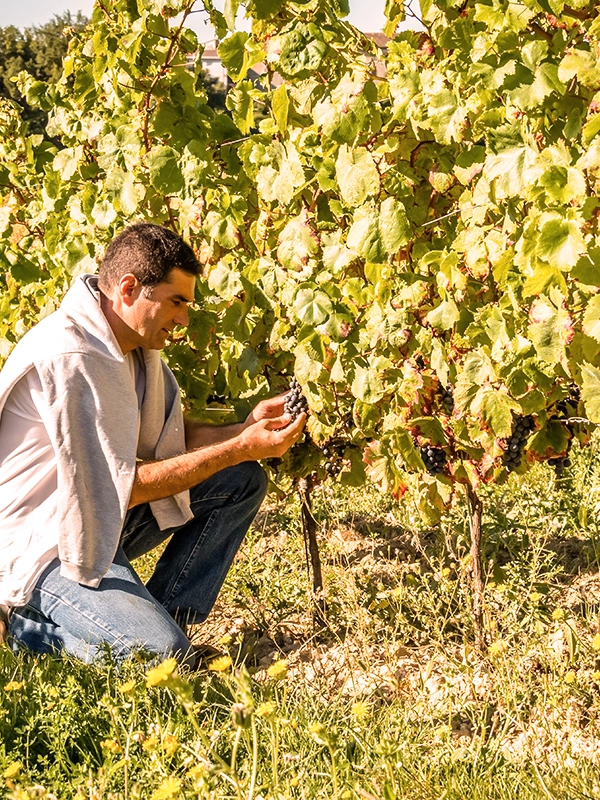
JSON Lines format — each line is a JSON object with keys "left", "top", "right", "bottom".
{"left": 3, "top": 438, "right": 600, "bottom": 798}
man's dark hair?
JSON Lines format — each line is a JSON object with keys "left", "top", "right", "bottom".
{"left": 98, "top": 223, "right": 201, "bottom": 291}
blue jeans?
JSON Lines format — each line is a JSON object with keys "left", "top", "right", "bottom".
{"left": 9, "top": 462, "right": 267, "bottom": 666}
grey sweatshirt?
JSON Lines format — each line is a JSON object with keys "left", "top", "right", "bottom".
{"left": 0, "top": 274, "right": 193, "bottom": 589}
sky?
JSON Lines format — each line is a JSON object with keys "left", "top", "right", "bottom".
{"left": 0, "top": 0, "right": 420, "bottom": 34}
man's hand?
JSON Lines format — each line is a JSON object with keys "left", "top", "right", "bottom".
{"left": 238, "top": 412, "right": 306, "bottom": 460}
{"left": 243, "top": 394, "right": 288, "bottom": 428}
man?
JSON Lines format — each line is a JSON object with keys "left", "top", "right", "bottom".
{"left": 0, "top": 223, "right": 305, "bottom": 665}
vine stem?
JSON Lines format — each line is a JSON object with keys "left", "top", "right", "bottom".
{"left": 298, "top": 475, "right": 325, "bottom": 625}
{"left": 466, "top": 483, "right": 486, "bottom": 651}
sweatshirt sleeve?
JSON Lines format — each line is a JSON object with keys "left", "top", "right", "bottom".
{"left": 35, "top": 354, "right": 139, "bottom": 587}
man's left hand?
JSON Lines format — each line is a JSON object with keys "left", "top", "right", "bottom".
{"left": 244, "top": 394, "right": 289, "bottom": 428}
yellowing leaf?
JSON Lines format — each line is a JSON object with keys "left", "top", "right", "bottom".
{"left": 581, "top": 362, "right": 600, "bottom": 423}
{"left": 527, "top": 294, "right": 573, "bottom": 364}
{"left": 336, "top": 145, "right": 380, "bottom": 207}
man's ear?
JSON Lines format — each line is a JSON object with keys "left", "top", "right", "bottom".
{"left": 119, "top": 274, "right": 140, "bottom": 306}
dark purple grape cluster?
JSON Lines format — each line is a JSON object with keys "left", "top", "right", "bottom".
{"left": 284, "top": 377, "right": 309, "bottom": 419}
{"left": 322, "top": 441, "right": 345, "bottom": 477}
{"left": 419, "top": 446, "right": 446, "bottom": 475}
{"left": 502, "top": 415, "right": 535, "bottom": 472}
{"left": 548, "top": 448, "right": 572, "bottom": 477}
{"left": 440, "top": 385, "right": 454, "bottom": 414}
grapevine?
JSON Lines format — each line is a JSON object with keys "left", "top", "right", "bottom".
{"left": 0, "top": 0, "right": 599, "bottom": 647}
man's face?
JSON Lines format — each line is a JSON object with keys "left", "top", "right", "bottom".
{"left": 130, "top": 268, "right": 196, "bottom": 350}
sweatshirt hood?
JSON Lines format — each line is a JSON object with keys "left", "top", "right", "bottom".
{"left": 60, "top": 274, "right": 126, "bottom": 363}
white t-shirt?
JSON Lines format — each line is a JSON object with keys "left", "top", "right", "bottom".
{"left": 0, "top": 351, "right": 145, "bottom": 607}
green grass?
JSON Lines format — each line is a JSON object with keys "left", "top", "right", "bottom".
{"left": 3, "top": 440, "right": 600, "bottom": 799}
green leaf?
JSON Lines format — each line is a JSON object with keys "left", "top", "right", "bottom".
{"left": 558, "top": 49, "right": 599, "bottom": 89}
{"left": 92, "top": 199, "right": 117, "bottom": 229}
{"left": 226, "top": 81, "right": 256, "bottom": 135}
{"left": 256, "top": 142, "right": 305, "bottom": 205}
{"left": 474, "top": 389, "right": 518, "bottom": 438}
{"left": 347, "top": 205, "right": 383, "bottom": 263}
{"left": 53, "top": 146, "right": 82, "bottom": 181}
{"left": 335, "top": 145, "right": 380, "bottom": 207}
{"left": 536, "top": 213, "right": 586, "bottom": 269}
{"left": 118, "top": 172, "right": 145, "bottom": 215}
{"left": 426, "top": 300, "right": 459, "bottom": 331}
{"left": 293, "top": 287, "right": 333, "bottom": 326}
{"left": 527, "top": 293, "right": 573, "bottom": 364}
{"left": 529, "top": 420, "right": 570, "bottom": 458}
{"left": 352, "top": 365, "right": 385, "bottom": 403}
{"left": 278, "top": 23, "right": 327, "bottom": 79}
{"left": 252, "top": 0, "right": 286, "bottom": 19}
{"left": 484, "top": 145, "right": 540, "bottom": 199}
{"left": 427, "top": 90, "right": 466, "bottom": 144}
{"left": 393, "top": 428, "right": 424, "bottom": 471}
{"left": 271, "top": 84, "right": 289, "bottom": 135}
{"left": 208, "top": 261, "right": 244, "bottom": 300}
{"left": 148, "top": 145, "right": 184, "bottom": 194}
{"left": 581, "top": 362, "right": 600, "bottom": 423}
{"left": 204, "top": 211, "right": 240, "bottom": 249}
{"left": 218, "top": 33, "right": 263, "bottom": 82}
{"left": 583, "top": 296, "right": 600, "bottom": 342}
{"left": 379, "top": 196, "right": 410, "bottom": 253}
{"left": 224, "top": 0, "right": 241, "bottom": 30}
{"left": 277, "top": 210, "right": 319, "bottom": 270}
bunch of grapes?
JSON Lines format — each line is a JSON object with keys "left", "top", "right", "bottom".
{"left": 548, "top": 443, "right": 572, "bottom": 478}
{"left": 419, "top": 445, "right": 447, "bottom": 475}
{"left": 284, "top": 377, "right": 309, "bottom": 420}
{"left": 502, "top": 415, "right": 535, "bottom": 472}
{"left": 322, "top": 440, "right": 345, "bottom": 477}
{"left": 440, "top": 385, "right": 454, "bottom": 414}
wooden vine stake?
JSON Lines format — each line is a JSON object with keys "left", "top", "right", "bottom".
{"left": 298, "top": 474, "right": 326, "bottom": 626}
{"left": 466, "top": 483, "right": 486, "bottom": 651}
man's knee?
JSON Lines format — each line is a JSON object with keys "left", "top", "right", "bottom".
{"left": 236, "top": 460, "right": 268, "bottom": 504}
{"left": 124, "top": 618, "right": 192, "bottom": 667}
{"left": 190, "top": 461, "right": 268, "bottom": 508}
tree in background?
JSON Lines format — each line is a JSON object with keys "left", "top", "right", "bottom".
{"left": 0, "top": 12, "right": 89, "bottom": 133}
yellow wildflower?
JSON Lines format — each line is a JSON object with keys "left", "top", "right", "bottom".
{"left": 266, "top": 659, "right": 288, "bottom": 680}
{"left": 488, "top": 640, "right": 508, "bottom": 658}
{"left": 163, "top": 733, "right": 179, "bottom": 756}
{"left": 142, "top": 733, "right": 160, "bottom": 751}
{"left": 552, "top": 608, "right": 565, "bottom": 621}
{"left": 146, "top": 657, "right": 178, "bottom": 687}
{"left": 100, "top": 739, "right": 122, "bottom": 754}
{"left": 309, "top": 721, "right": 329, "bottom": 746}
{"left": 4, "top": 681, "right": 23, "bottom": 692}
{"left": 152, "top": 776, "right": 182, "bottom": 800}
{"left": 351, "top": 700, "right": 369, "bottom": 720}
{"left": 3, "top": 762, "right": 22, "bottom": 779}
{"left": 119, "top": 679, "right": 137, "bottom": 694}
{"left": 530, "top": 592, "right": 541, "bottom": 602}
{"left": 592, "top": 634, "right": 600, "bottom": 651}
{"left": 592, "top": 671, "right": 600, "bottom": 683}
{"left": 208, "top": 655, "right": 232, "bottom": 672}
{"left": 256, "top": 701, "right": 276, "bottom": 719}
{"left": 564, "top": 671, "right": 576, "bottom": 684}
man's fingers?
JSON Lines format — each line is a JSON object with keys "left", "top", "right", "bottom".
{"left": 265, "top": 413, "right": 292, "bottom": 430}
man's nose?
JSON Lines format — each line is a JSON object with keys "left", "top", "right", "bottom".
{"left": 174, "top": 307, "right": 189, "bottom": 327}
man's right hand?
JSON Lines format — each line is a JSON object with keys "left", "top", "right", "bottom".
{"left": 237, "top": 413, "right": 306, "bottom": 460}
{"left": 130, "top": 413, "right": 307, "bottom": 509}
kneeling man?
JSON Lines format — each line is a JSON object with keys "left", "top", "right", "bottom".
{"left": 0, "top": 223, "right": 304, "bottom": 665}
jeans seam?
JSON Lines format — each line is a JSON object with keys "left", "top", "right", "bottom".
{"left": 161, "top": 509, "right": 217, "bottom": 608}
{"left": 33, "top": 587, "right": 131, "bottom": 645}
